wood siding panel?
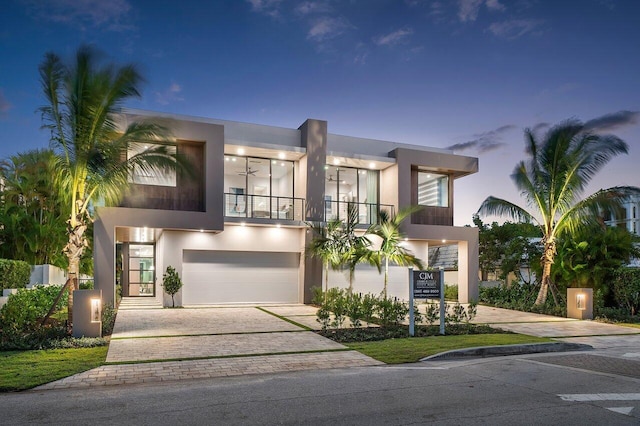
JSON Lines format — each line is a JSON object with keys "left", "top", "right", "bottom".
{"left": 120, "top": 141, "right": 205, "bottom": 212}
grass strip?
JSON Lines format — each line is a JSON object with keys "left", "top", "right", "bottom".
{"left": 104, "top": 348, "right": 350, "bottom": 365}
{"left": 346, "top": 334, "right": 550, "bottom": 364}
{"left": 0, "top": 346, "right": 108, "bottom": 392}
{"left": 256, "top": 307, "right": 313, "bottom": 330}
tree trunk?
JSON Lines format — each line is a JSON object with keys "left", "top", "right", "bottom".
{"left": 383, "top": 257, "right": 389, "bottom": 299}
{"left": 324, "top": 261, "right": 329, "bottom": 304}
{"left": 64, "top": 218, "right": 88, "bottom": 329}
{"left": 534, "top": 239, "right": 556, "bottom": 306}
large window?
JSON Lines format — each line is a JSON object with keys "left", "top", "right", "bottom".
{"left": 325, "top": 165, "right": 379, "bottom": 222}
{"left": 417, "top": 171, "right": 449, "bottom": 207}
{"left": 128, "top": 143, "right": 176, "bottom": 187}
{"left": 224, "top": 155, "right": 294, "bottom": 218}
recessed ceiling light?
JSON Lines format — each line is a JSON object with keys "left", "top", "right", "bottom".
{"left": 442, "top": 239, "right": 446, "bottom": 243}
{"left": 333, "top": 158, "right": 340, "bottom": 165}
{"left": 278, "top": 152, "right": 285, "bottom": 159}
{"left": 238, "top": 148, "right": 245, "bottom": 155}
{"left": 369, "top": 162, "right": 375, "bottom": 169}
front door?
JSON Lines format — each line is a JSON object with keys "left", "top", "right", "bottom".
{"left": 128, "top": 244, "right": 155, "bottom": 297}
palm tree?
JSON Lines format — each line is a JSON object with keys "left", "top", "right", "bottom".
{"left": 340, "top": 203, "right": 371, "bottom": 294}
{"left": 365, "top": 207, "right": 424, "bottom": 298}
{"left": 0, "top": 150, "right": 68, "bottom": 267}
{"left": 39, "top": 46, "right": 180, "bottom": 326}
{"left": 306, "top": 218, "right": 344, "bottom": 301}
{"left": 478, "top": 120, "right": 639, "bottom": 306}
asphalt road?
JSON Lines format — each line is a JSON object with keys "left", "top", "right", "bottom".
{"left": 3, "top": 350, "right": 640, "bottom": 425}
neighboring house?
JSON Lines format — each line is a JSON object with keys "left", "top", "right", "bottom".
{"left": 94, "top": 110, "right": 480, "bottom": 307}
{"left": 606, "top": 195, "right": 640, "bottom": 267}
{"left": 606, "top": 195, "right": 640, "bottom": 236}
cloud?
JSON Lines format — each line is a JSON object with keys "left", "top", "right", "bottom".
{"left": 485, "top": 0, "right": 505, "bottom": 11}
{"left": 247, "top": 0, "right": 283, "bottom": 18}
{"left": 295, "top": 1, "right": 331, "bottom": 16}
{"left": 155, "top": 83, "right": 184, "bottom": 106}
{"left": 584, "top": 111, "right": 640, "bottom": 133}
{"left": 531, "top": 122, "right": 550, "bottom": 134}
{"left": 21, "top": 0, "right": 133, "bottom": 31}
{"left": 0, "top": 89, "right": 11, "bottom": 115}
{"left": 457, "top": 0, "right": 506, "bottom": 22}
{"left": 307, "top": 16, "right": 351, "bottom": 42}
{"left": 374, "top": 27, "right": 414, "bottom": 46}
{"left": 447, "top": 124, "right": 516, "bottom": 153}
{"left": 488, "top": 18, "right": 544, "bottom": 38}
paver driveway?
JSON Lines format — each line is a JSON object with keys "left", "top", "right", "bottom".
{"left": 37, "top": 302, "right": 382, "bottom": 390}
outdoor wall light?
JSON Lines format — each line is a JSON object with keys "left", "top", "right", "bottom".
{"left": 90, "top": 298, "right": 102, "bottom": 323}
{"left": 576, "top": 293, "right": 586, "bottom": 310}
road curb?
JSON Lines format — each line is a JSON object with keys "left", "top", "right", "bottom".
{"left": 421, "top": 342, "right": 593, "bottom": 361}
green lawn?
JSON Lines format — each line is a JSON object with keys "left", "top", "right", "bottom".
{"left": 346, "top": 334, "right": 550, "bottom": 364}
{"left": 0, "top": 346, "right": 108, "bottom": 392}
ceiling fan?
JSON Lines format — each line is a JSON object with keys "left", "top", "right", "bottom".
{"left": 238, "top": 167, "right": 258, "bottom": 176}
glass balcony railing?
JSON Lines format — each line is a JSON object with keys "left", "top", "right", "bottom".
{"left": 224, "top": 193, "right": 305, "bottom": 221}
{"left": 324, "top": 200, "right": 394, "bottom": 225}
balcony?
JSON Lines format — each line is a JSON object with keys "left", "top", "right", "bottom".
{"left": 224, "top": 193, "right": 305, "bottom": 221}
{"left": 324, "top": 200, "right": 395, "bottom": 225}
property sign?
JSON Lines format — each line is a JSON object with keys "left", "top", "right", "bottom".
{"left": 412, "top": 270, "right": 441, "bottom": 299}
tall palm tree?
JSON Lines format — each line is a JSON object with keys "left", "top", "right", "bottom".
{"left": 39, "top": 46, "right": 179, "bottom": 326}
{"left": 478, "top": 120, "right": 639, "bottom": 306}
{"left": 365, "top": 207, "right": 424, "bottom": 298}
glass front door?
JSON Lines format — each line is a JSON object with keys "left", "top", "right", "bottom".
{"left": 128, "top": 244, "right": 155, "bottom": 297}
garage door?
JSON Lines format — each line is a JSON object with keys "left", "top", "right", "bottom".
{"left": 182, "top": 250, "right": 300, "bottom": 304}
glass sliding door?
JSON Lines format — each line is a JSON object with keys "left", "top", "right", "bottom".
{"left": 128, "top": 244, "right": 155, "bottom": 297}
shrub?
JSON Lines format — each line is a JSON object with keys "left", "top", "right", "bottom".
{"left": 0, "top": 285, "right": 69, "bottom": 349}
{"left": 162, "top": 266, "right": 183, "bottom": 308}
{"left": 346, "top": 293, "right": 364, "bottom": 328}
{"left": 0, "top": 259, "right": 31, "bottom": 291}
{"left": 101, "top": 304, "right": 118, "bottom": 336}
{"left": 612, "top": 268, "right": 640, "bottom": 316}
{"left": 424, "top": 302, "right": 439, "bottom": 326}
{"left": 311, "top": 286, "right": 323, "bottom": 306}
{"left": 377, "top": 297, "right": 408, "bottom": 327}
{"left": 316, "top": 305, "right": 331, "bottom": 330}
{"left": 0, "top": 285, "right": 67, "bottom": 334}
{"left": 444, "top": 284, "right": 458, "bottom": 301}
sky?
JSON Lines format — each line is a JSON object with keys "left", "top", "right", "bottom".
{"left": 1, "top": 0, "right": 639, "bottom": 226}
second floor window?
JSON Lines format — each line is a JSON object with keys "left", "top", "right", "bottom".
{"left": 417, "top": 171, "right": 449, "bottom": 207}
{"left": 127, "top": 143, "right": 177, "bottom": 187}
{"left": 224, "top": 155, "right": 294, "bottom": 217}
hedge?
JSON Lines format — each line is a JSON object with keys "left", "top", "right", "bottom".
{"left": 0, "top": 259, "right": 31, "bottom": 291}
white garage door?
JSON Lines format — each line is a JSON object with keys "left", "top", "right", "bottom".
{"left": 182, "top": 250, "right": 300, "bottom": 305}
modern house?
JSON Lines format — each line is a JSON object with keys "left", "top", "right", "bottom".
{"left": 94, "top": 111, "right": 480, "bottom": 307}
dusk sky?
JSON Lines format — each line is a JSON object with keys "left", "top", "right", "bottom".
{"left": 1, "top": 0, "right": 639, "bottom": 226}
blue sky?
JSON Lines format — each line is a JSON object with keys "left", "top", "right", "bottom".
{"left": 1, "top": 0, "right": 639, "bottom": 226}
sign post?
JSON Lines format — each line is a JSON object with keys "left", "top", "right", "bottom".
{"left": 409, "top": 267, "right": 415, "bottom": 336}
{"left": 410, "top": 268, "right": 446, "bottom": 336}
{"left": 439, "top": 268, "right": 445, "bottom": 335}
